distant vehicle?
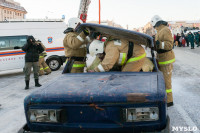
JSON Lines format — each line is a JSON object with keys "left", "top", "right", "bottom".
{"left": 185, "top": 30, "right": 200, "bottom": 35}
{"left": 19, "top": 23, "right": 170, "bottom": 133}
{"left": 0, "top": 19, "right": 67, "bottom": 71}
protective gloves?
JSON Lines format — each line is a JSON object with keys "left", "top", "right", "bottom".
{"left": 83, "top": 28, "right": 89, "bottom": 36}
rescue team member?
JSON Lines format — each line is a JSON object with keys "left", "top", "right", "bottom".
{"left": 22, "top": 36, "right": 44, "bottom": 90}
{"left": 36, "top": 40, "right": 51, "bottom": 76}
{"left": 62, "top": 17, "right": 91, "bottom": 73}
{"left": 88, "top": 38, "right": 146, "bottom": 72}
{"left": 87, "top": 48, "right": 154, "bottom": 72}
{"left": 151, "top": 15, "right": 175, "bottom": 107}
{"left": 187, "top": 32, "right": 195, "bottom": 49}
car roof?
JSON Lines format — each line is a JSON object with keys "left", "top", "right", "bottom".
{"left": 76, "top": 23, "right": 154, "bottom": 48}
{"left": 186, "top": 30, "right": 200, "bottom": 34}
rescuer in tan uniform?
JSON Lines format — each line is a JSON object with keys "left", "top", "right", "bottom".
{"left": 88, "top": 38, "right": 146, "bottom": 72}
{"left": 151, "top": 15, "right": 175, "bottom": 107}
{"left": 62, "top": 18, "right": 91, "bottom": 73}
{"left": 37, "top": 41, "right": 51, "bottom": 76}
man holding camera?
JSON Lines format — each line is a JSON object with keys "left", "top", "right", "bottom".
{"left": 22, "top": 36, "right": 44, "bottom": 90}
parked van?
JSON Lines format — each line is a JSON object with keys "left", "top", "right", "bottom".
{"left": 0, "top": 19, "right": 67, "bottom": 72}
{"left": 185, "top": 30, "right": 200, "bottom": 35}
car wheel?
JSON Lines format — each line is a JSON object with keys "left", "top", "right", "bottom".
{"left": 47, "top": 57, "right": 61, "bottom": 71}
{"left": 142, "top": 116, "right": 170, "bottom": 133}
{"left": 161, "top": 115, "right": 170, "bottom": 133}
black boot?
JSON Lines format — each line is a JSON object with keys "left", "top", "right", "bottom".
{"left": 35, "top": 79, "right": 42, "bottom": 87}
{"left": 167, "top": 102, "right": 174, "bottom": 107}
{"left": 25, "top": 80, "right": 29, "bottom": 90}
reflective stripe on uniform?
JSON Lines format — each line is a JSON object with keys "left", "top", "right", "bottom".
{"left": 72, "top": 64, "right": 85, "bottom": 68}
{"left": 86, "top": 36, "right": 91, "bottom": 42}
{"left": 40, "top": 68, "right": 44, "bottom": 70}
{"left": 97, "top": 64, "right": 105, "bottom": 72}
{"left": 126, "top": 53, "right": 146, "bottom": 63}
{"left": 161, "top": 42, "right": 165, "bottom": 49}
{"left": 77, "top": 35, "right": 84, "bottom": 42}
{"left": 44, "top": 66, "right": 49, "bottom": 70}
{"left": 65, "top": 59, "right": 68, "bottom": 64}
{"left": 158, "top": 58, "right": 175, "bottom": 65}
{"left": 166, "top": 89, "right": 172, "bottom": 93}
{"left": 80, "top": 44, "right": 87, "bottom": 48}
{"left": 39, "top": 56, "right": 44, "bottom": 58}
{"left": 118, "top": 53, "right": 127, "bottom": 65}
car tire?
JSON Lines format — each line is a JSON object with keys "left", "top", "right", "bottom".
{"left": 46, "top": 57, "right": 61, "bottom": 71}
{"left": 161, "top": 115, "right": 170, "bottom": 133}
{"left": 142, "top": 116, "right": 170, "bottom": 133}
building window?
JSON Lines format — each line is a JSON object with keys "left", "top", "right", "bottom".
{"left": 4, "top": 10, "right": 6, "bottom": 13}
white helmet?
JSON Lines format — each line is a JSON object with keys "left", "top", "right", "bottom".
{"left": 68, "top": 18, "right": 83, "bottom": 29}
{"left": 89, "top": 40, "right": 104, "bottom": 57}
{"left": 151, "top": 15, "right": 162, "bottom": 27}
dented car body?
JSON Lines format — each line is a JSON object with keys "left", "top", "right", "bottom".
{"left": 19, "top": 24, "right": 169, "bottom": 133}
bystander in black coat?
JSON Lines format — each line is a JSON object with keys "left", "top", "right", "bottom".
{"left": 22, "top": 36, "right": 44, "bottom": 90}
{"left": 22, "top": 36, "right": 44, "bottom": 62}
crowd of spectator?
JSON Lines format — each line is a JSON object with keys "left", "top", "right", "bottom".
{"left": 174, "top": 31, "right": 200, "bottom": 49}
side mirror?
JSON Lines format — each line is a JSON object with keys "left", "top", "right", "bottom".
{"left": 14, "top": 46, "right": 21, "bottom": 49}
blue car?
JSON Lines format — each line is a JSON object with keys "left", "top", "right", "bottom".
{"left": 19, "top": 23, "right": 170, "bottom": 133}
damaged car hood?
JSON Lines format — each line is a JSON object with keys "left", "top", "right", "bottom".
{"left": 25, "top": 72, "right": 165, "bottom": 105}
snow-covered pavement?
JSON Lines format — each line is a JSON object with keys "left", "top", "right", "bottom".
{"left": 0, "top": 67, "right": 65, "bottom": 133}
{"left": 168, "top": 46, "right": 200, "bottom": 132}
{"left": 0, "top": 47, "right": 200, "bottom": 133}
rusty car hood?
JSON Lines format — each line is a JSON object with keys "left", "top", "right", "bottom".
{"left": 25, "top": 72, "right": 165, "bottom": 105}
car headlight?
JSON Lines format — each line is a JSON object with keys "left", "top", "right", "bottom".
{"left": 124, "top": 107, "right": 159, "bottom": 122}
{"left": 28, "top": 109, "right": 63, "bottom": 123}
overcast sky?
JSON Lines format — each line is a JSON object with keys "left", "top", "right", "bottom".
{"left": 15, "top": 0, "right": 200, "bottom": 29}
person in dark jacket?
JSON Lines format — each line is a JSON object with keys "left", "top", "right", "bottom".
{"left": 187, "top": 32, "right": 195, "bottom": 49}
{"left": 198, "top": 31, "right": 200, "bottom": 47}
{"left": 176, "top": 33, "right": 181, "bottom": 47}
{"left": 185, "top": 35, "right": 189, "bottom": 47}
{"left": 195, "top": 32, "right": 199, "bottom": 47}
{"left": 22, "top": 36, "right": 44, "bottom": 90}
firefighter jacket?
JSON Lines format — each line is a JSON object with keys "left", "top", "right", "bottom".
{"left": 63, "top": 31, "right": 87, "bottom": 58}
{"left": 94, "top": 39, "right": 146, "bottom": 72}
{"left": 155, "top": 25, "right": 175, "bottom": 66}
{"left": 38, "top": 42, "right": 47, "bottom": 57}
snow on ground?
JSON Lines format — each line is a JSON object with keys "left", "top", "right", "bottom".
{"left": 168, "top": 46, "right": 200, "bottom": 132}
{"left": 0, "top": 66, "right": 65, "bottom": 133}
{"left": 0, "top": 46, "right": 200, "bottom": 133}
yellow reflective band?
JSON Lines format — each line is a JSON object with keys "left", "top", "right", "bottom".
{"left": 121, "top": 53, "right": 126, "bottom": 65}
{"left": 39, "top": 56, "right": 44, "bottom": 58}
{"left": 127, "top": 53, "right": 146, "bottom": 63}
{"left": 65, "top": 59, "right": 68, "bottom": 64}
{"left": 72, "top": 64, "right": 85, "bottom": 68}
{"left": 118, "top": 53, "right": 126, "bottom": 66}
{"left": 166, "top": 89, "right": 172, "bottom": 93}
{"left": 158, "top": 58, "right": 175, "bottom": 65}
{"left": 40, "top": 68, "right": 44, "bottom": 70}
{"left": 44, "top": 67, "right": 49, "bottom": 70}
